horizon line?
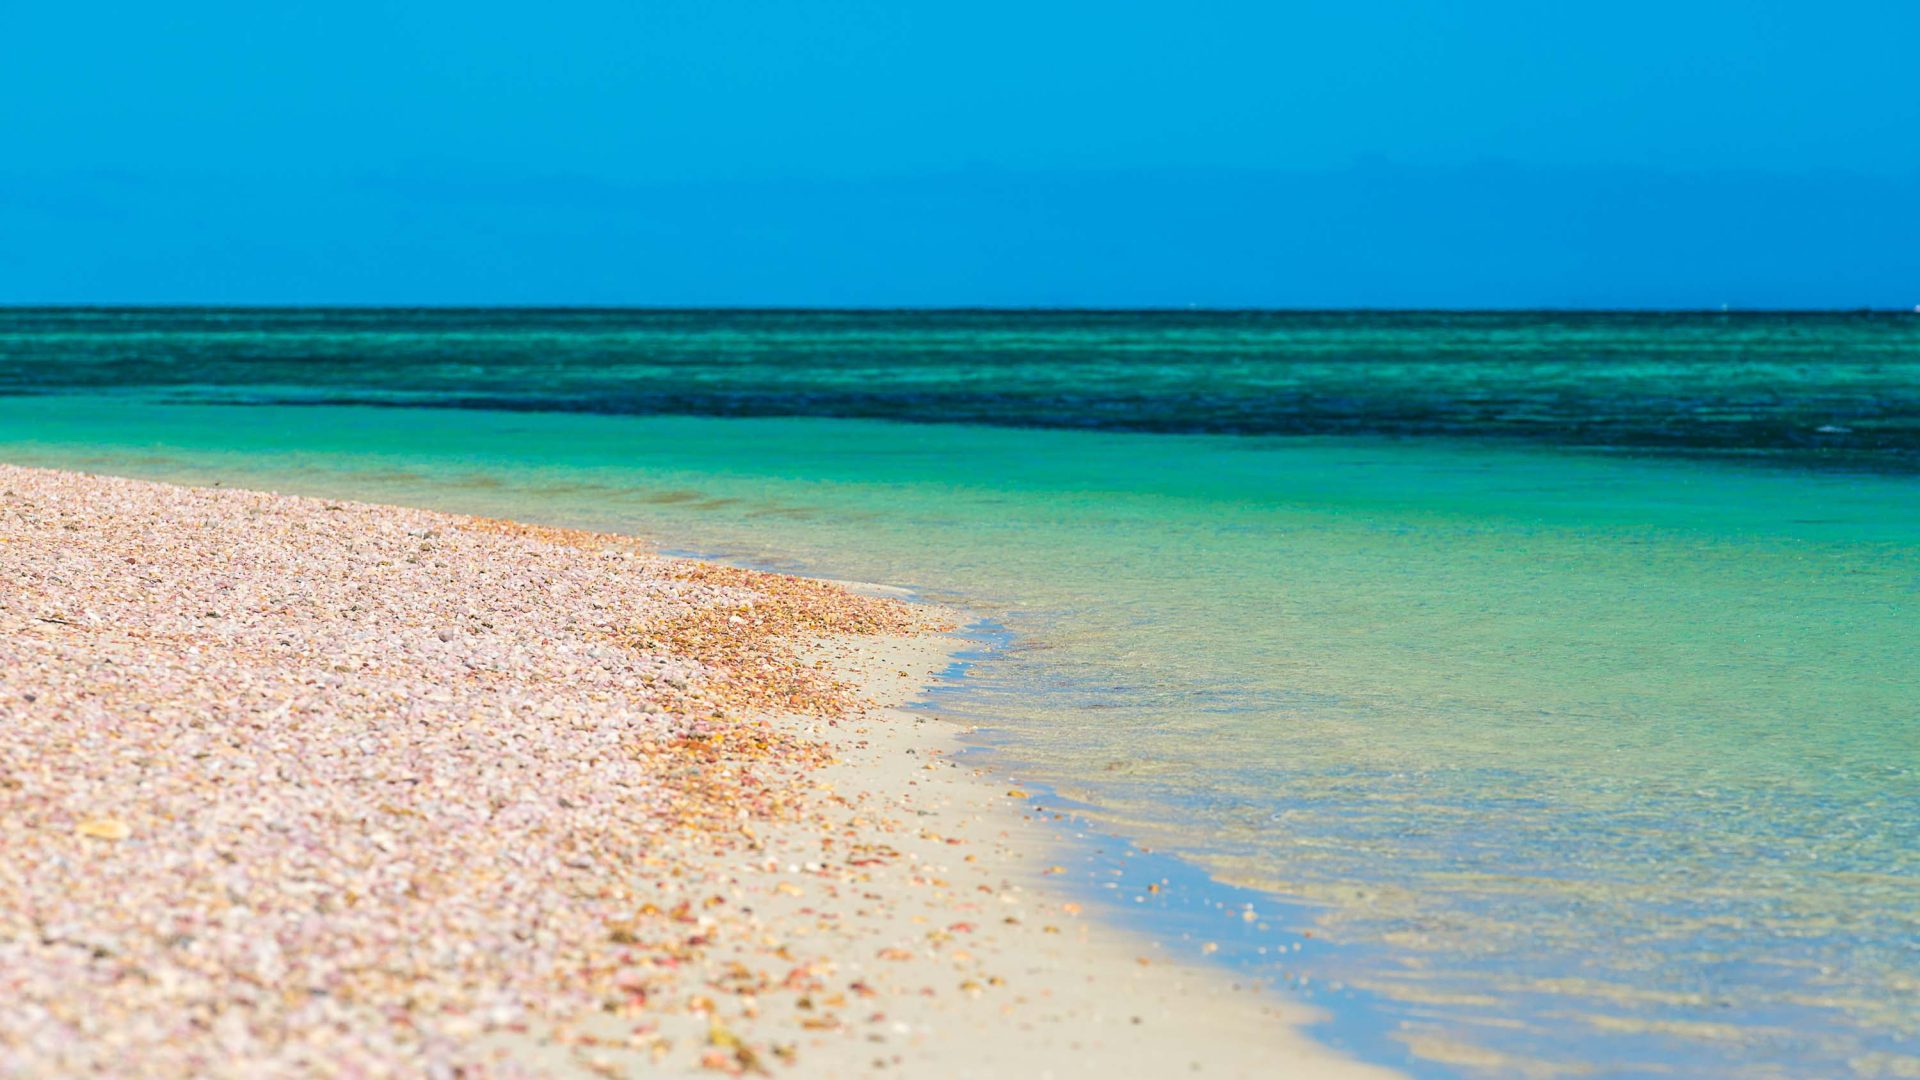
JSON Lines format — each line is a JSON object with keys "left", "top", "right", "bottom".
{"left": 4, "top": 303, "right": 1916, "bottom": 316}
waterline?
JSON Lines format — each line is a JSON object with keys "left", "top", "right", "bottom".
{"left": 2, "top": 363, "right": 1916, "bottom": 1077}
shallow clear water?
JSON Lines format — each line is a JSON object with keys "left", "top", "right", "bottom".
{"left": 2, "top": 311, "right": 1917, "bottom": 1077}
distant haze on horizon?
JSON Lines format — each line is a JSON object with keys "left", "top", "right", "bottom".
{"left": 3, "top": 1, "right": 1916, "bottom": 308}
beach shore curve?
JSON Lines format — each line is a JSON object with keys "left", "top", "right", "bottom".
{"left": 0, "top": 463, "right": 1396, "bottom": 1079}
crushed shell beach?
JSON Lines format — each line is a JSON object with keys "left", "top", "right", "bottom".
{"left": 0, "top": 465, "right": 1391, "bottom": 1079}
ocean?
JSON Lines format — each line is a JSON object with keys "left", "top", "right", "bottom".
{"left": 2, "top": 309, "right": 1916, "bottom": 1077}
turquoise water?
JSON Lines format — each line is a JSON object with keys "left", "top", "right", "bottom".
{"left": 2, "top": 311, "right": 1917, "bottom": 1077}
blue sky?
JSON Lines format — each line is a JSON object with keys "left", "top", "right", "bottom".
{"left": 3, "top": 1, "right": 1916, "bottom": 306}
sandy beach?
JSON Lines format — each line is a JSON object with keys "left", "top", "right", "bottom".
{"left": 0, "top": 464, "right": 1394, "bottom": 1079}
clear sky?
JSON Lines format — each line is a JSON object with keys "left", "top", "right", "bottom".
{"left": 3, "top": 1, "right": 1916, "bottom": 307}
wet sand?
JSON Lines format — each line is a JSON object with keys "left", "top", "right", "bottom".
{"left": 0, "top": 464, "right": 1395, "bottom": 1079}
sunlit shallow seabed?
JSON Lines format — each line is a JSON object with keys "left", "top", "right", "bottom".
{"left": 1, "top": 310, "right": 1916, "bottom": 1078}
